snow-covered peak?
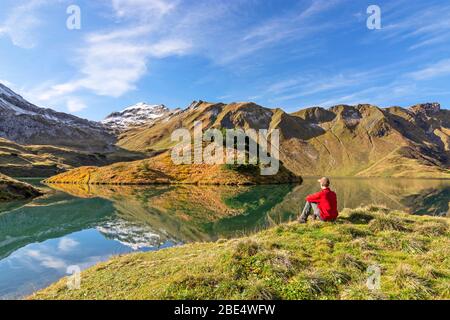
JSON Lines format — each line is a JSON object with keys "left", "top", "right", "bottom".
{"left": 0, "top": 81, "right": 116, "bottom": 151}
{"left": 102, "top": 102, "right": 172, "bottom": 130}
{"left": 123, "top": 102, "right": 163, "bottom": 112}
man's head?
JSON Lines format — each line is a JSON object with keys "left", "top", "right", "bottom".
{"left": 318, "top": 177, "right": 330, "bottom": 189}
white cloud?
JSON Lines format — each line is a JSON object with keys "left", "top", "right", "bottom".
{"left": 58, "top": 238, "right": 80, "bottom": 251}
{"left": 37, "top": 1, "right": 194, "bottom": 101}
{"left": 150, "top": 38, "right": 192, "bottom": 58}
{"left": 31, "top": 0, "right": 343, "bottom": 106}
{"left": 26, "top": 249, "right": 67, "bottom": 270}
{"left": 37, "top": 34, "right": 152, "bottom": 100}
{"left": 0, "top": 0, "right": 50, "bottom": 49}
{"left": 66, "top": 98, "right": 87, "bottom": 112}
{"left": 111, "top": 0, "right": 177, "bottom": 19}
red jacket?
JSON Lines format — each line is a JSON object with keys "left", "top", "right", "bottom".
{"left": 306, "top": 188, "right": 338, "bottom": 221}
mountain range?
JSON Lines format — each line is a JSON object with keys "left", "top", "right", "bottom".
{"left": 117, "top": 101, "right": 450, "bottom": 178}
{"left": 0, "top": 83, "right": 145, "bottom": 177}
{"left": 0, "top": 82, "right": 449, "bottom": 180}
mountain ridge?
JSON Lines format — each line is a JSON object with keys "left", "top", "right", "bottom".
{"left": 0, "top": 83, "right": 148, "bottom": 176}
{"left": 1, "top": 82, "right": 448, "bottom": 179}
{"left": 0, "top": 82, "right": 115, "bottom": 152}
{"left": 116, "top": 100, "right": 449, "bottom": 178}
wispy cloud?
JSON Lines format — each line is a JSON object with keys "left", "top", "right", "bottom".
{"left": 111, "top": 0, "right": 178, "bottom": 19}
{"left": 408, "top": 59, "right": 450, "bottom": 80}
{"left": 378, "top": 3, "right": 450, "bottom": 51}
{"left": 39, "top": 28, "right": 191, "bottom": 101}
{"left": 26, "top": 249, "right": 67, "bottom": 270}
{"left": 0, "top": 0, "right": 52, "bottom": 49}
{"left": 36, "top": 0, "right": 194, "bottom": 104}
{"left": 213, "top": 0, "right": 341, "bottom": 64}
{"left": 263, "top": 55, "right": 450, "bottom": 109}
{"left": 35, "top": 0, "right": 344, "bottom": 108}
{"left": 266, "top": 66, "right": 393, "bottom": 105}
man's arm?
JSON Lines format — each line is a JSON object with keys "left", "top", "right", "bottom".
{"left": 306, "top": 191, "right": 322, "bottom": 203}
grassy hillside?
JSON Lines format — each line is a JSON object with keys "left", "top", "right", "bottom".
{"left": 0, "top": 173, "right": 42, "bottom": 201}
{"left": 44, "top": 152, "right": 301, "bottom": 186}
{"left": 0, "top": 137, "right": 146, "bottom": 177}
{"left": 117, "top": 102, "right": 450, "bottom": 178}
{"left": 31, "top": 206, "right": 449, "bottom": 300}
{"left": 289, "top": 104, "right": 450, "bottom": 178}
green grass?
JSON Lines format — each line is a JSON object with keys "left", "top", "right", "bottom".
{"left": 31, "top": 206, "right": 449, "bottom": 300}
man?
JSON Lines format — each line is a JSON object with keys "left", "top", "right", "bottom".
{"left": 299, "top": 177, "right": 338, "bottom": 223}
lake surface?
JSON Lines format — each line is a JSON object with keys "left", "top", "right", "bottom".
{"left": 0, "top": 178, "right": 449, "bottom": 299}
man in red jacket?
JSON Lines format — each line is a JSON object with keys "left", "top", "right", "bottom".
{"left": 299, "top": 177, "right": 338, "bottom": 223}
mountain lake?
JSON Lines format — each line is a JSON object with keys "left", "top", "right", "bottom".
{"left": 0, "top": 177, "right": 448, "bottom": 298}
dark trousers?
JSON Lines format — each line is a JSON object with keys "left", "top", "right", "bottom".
{"left": 299, "top": 201, "right": 322, "bottom": 221}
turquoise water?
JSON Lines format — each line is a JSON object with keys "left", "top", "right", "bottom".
{"left": 0, "top": 178, "right": 448, "bottom": 299}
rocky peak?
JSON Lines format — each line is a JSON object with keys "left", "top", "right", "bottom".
{"left": 187, "top": 100, "right": 205, "bottom": 110}
{"left": 294, "top": 106, "right": 336, "bottom": 124}
{"left": 409, "top": 103, "right": 441, "bottom": 116}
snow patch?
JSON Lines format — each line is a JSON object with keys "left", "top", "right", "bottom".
{"left": 102, "top": 102, "right": 172, "bottom": 130}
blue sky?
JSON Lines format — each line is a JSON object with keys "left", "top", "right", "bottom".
{"left": 0, "top": 0, "right": 449, "bottom": 121}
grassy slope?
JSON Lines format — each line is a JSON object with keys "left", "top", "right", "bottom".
{"left": 356, "top": 147, "right": 450, "bottom": 178}
{"left": 32, "top": 206, "right": 449, "bottom": 300}
{"left": 44, "top": 152, "right": 301, "bottom": 186}
{"left": 291, "top": 106, "right": 450, "bottom": 178}
{"left": 0, "top": 173, "right": 42, "bottom": 201}
{"left": 0, "top": 137, "right": 145, "bottom": 178}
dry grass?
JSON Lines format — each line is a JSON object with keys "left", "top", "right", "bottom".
{"left": 44, "top": 152, "right": 301, "bottom": 186}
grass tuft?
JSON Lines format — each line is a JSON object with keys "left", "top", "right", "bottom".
{"left": 341, "top": 284, "right": 386, "bottom": 300}
{"left": 369, "top": 215, "right": 408, "bottom": 232}
{"left": 393, "top": 264, "right": 434, "bottom": 299}
{"left": 337, "top": 253, "right": 367, "bottom": 272}
{"left": 246, "top": 281, "right": 280, "bottom": 300}
{"left": 401, "top": 237, "right": 429, "bottom": 254}
{"left": 415, "top": 221, "right": 448, "bottom": 237}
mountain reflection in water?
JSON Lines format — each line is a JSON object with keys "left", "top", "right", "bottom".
{"left": 0, "top": 178, "right": 448, "bottom": 298}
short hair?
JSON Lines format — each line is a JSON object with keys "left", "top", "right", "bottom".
{"left": 319, "top": 177, "right": 330, "bottom": 187}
